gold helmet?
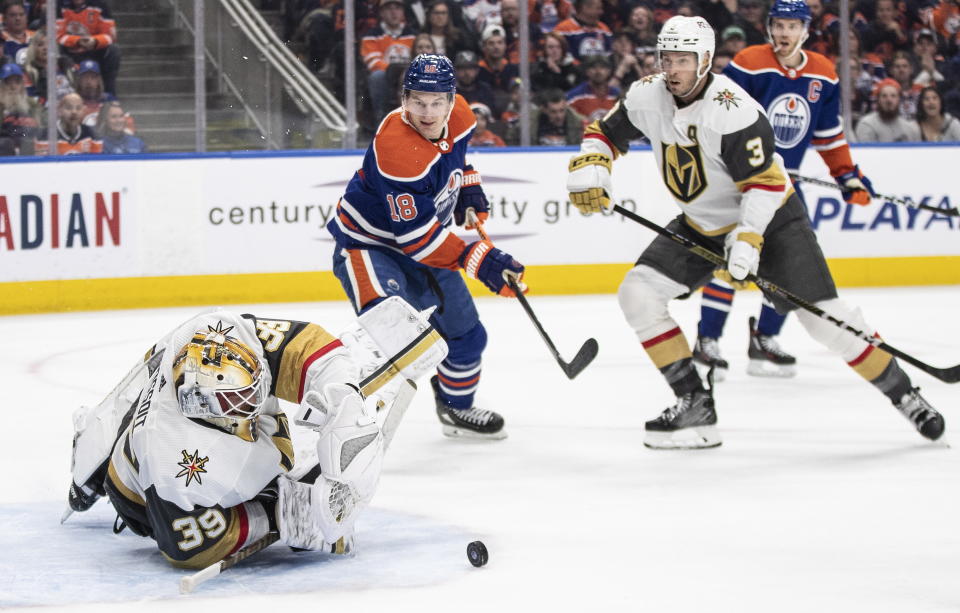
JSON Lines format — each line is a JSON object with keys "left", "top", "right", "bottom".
{"left": 172, "top": 322, "right": 266, "bottom": 441}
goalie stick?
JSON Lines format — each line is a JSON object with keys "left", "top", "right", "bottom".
{"left": 789, "top": 173, "right": 960, "bottom": 217}
{"left": 179, "top": 378, "right": 418, "bottom": 594}
{"left": 470, "top": 215, "right": 598, "bottom": 379}
{"left": 612, "top": 204, "right": 960, "bottom": 384}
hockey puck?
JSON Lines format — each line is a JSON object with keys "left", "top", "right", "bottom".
{"left": 466, "top": 541, "right": 488, "bottom": 567}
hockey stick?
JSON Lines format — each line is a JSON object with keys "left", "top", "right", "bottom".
{"left": 790, "top": 173, "right": 960, "bottom": 216}
{"left": 612, "top": 204, "right": 960, "bottom": 384}
{"left": 179, "top": 380, "right": 418, "bottom": 594}
{"left": 471, "top": 217, "right": 599, "bottom": 379}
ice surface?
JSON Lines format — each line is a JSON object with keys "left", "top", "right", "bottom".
{"left": 2, "top": 288, "right": 958, "bottom": 612}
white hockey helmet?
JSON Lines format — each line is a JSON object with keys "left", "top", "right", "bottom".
{"left": 172, "top": 323, "right": 267, "bottom": 442}
{"left": 657, "top": 15, "right": 715, "bottom": 85}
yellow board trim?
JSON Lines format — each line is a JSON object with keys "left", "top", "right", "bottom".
{"left": 3, "top": 257, "right": 960, "bottom": 315}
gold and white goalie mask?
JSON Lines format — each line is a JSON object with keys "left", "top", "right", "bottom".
{"left": 172, "top": 323, "right": 266, "bottom": 442}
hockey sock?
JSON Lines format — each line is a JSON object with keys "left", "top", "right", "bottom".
{"left": 755, "top": 301, "right": 787, "bottom": 336}
{"left": 698, "top": 281, "right": 735, "bottom": 339}
{"left": 659, "top": 358, "right": 704, "bottom": 396}
{"left": 435, "top": 359, "right": 481, "bottom": 409}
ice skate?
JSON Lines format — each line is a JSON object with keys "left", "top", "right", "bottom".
{"left": 894, "top": 387, "right": 945, "bottom": 441}
{"left": 431, "top": 376, "right": 506, "bottom": 440}
{"left": 692, "top": 335, "right": 728, "bottom": 382}
{"left": 746, "top": 316, "right": 797, "bottom": 377}
{"left": 644, "top": 380, "right": 721, "bottom": 450}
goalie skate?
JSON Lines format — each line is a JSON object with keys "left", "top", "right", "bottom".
{"left": 644, "top": 387, "right": 721, "bottom": 450}
{"left": 430, "top": 376, "right": 506, "bottom": 440}
{"left": 692, "top": 335, "right": 728, "bottom": 382}
{"left": 746, "top": 316, "right": 797, "bottom": 378}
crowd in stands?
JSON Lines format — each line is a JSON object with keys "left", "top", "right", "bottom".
{"left": 0, "top": 0, "right": 146, "bottom": 156}
{"left": 284, "top": 0, "right": 960, "bottom": 146}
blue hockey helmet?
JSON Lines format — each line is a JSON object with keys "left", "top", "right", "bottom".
{"left": 768, "top": 0, "right": 811, "bottom": 25}
{"left": 403, "top": 54, "right": 457, "bottom": 95}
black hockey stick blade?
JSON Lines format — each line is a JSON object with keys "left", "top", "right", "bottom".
{"left": 562, "top": 337, "right": 599, "bottom": 379}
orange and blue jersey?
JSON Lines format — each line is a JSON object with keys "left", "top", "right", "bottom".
{"left": 566, "top": 82, "right": 620, "bottom": 123}
{"left": 360, "top": 23, "right": 417, "bottom": 73}
{"left": 327, "top": 94, "right": 477, "bottom": 272}
{"left": 553, "top": 17, "right": 612, "bottom": 60}
{"left": 724, "top": 44, "right": 855, "bottom": 177}
{"left": 57, "top": 4, "right": 116, "bottom": 51}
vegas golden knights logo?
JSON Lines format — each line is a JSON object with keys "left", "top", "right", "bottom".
{"left": 661, "top": 126, "right": 707, "bottom": 203}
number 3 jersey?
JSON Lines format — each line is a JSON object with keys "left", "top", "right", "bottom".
{"left": 326, "top": 94, "right": 478, "bottom": 270}
{"left": 104, "top": 309, "right": 353, "bottom": 568}
{"left": 585, "top": 72, "right": 794, "bottom": 236}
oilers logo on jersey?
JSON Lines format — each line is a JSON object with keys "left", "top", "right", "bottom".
{"left": 767, "top": 92, "right": 811, "bottom": 149}
{"left": 434, "top": 167, "right": 464, "bottom": 223}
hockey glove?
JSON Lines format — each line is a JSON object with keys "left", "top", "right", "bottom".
{"left": 835, "top": 165, "right": 875, "bottom": 206}
{"left": 567, "top": 152, "right": 612, "bottom": 213}
{"left": 454, "top": 166, "right": 490, "bottom": 229}
{"left": 724, "top": 226, "right": 763, "bottom": 282}
{"left": 460, "top": 240, "right": 527, "bottom": 297}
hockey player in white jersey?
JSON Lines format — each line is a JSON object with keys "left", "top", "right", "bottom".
{"left": 65, "top": 298, "right": 446, "bottom": 568}
{"left": 566, "top": 15, "right": 944, "bottom": 449}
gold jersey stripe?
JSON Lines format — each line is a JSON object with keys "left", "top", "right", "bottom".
{"left": 272, "top": 414, "right": 295, "bottom": 472}
{"left": 734, "top": 162, "right": 789, "bottom": 191}
{"left": 584, "top": 121, "right": 621, "bottom": 159}
{"left": 107, "top": 460, "right": 146, "bottom": 507}
{"left": 360, "top": 328, "right": 444, "bottom": 396}
{"left": 275, "top": 323, "right": 339, "bottom": 403}
{"left": 163, "top": 507, "right": 243, "bottom": 570}
{"left": 644, "top": 331, "right": 693, "bottom": 369}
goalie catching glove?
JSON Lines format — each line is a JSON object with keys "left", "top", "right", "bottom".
{"left": 460, "top": 240, "right": 526, "bottom": 297}
{"left": 567, "top": 152, "right": 612, "bottom": 213}
{"left": 834, "top": 165, "right": 875, "bottom": 206}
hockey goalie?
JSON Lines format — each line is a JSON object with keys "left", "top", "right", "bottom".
{"left": 65, "top": 297, "right": 446, "bottom": 569}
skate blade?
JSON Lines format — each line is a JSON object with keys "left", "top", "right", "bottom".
{"left": 694, "top": 362, "right": 727, "bottom": 382}
{"left": 644, "top": 425, "right": 722, "bottom": 450}
{"left": 441, "top": 424, "right": 508, "bottom": 440}
{"left": 747, "top": 360, "right": 796, "bottom": 378}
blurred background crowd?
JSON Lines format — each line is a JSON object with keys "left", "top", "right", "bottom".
{"left": 2, "top": 0, "right": 959, "bottom": 156}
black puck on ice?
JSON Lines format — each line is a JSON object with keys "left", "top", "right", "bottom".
{"left": 467, "top": 541, "right": 488, "bottom": 567}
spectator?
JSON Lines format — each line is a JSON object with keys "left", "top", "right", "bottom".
{"left": 23, "top": 29, "right": 74, "bottom": 104}
{"left": 622, "top": 4, "right": 657, "bottom": 56}
{"left": 732, "top": 0, "right": 768, "bottom": 46}
{"left": 608, "top": 31, "right": 643, "bottom": 91}
{"left": 838, "top": 53, "right": 879, "bottom": 125}
{"left": 477, "top": 23, "right": 519, "bottom": 109}
{"left": 531, "top": 0, "right": 573, "bottom": 34}
{"left": 422, "top": 0, "right": 474, "bottom": 61}
{"left": 97, "top": 101, "right": 147, "bottom": 154}
{"left": 915, "top": 86, "right": 960, "bottom": 141}
{"left": 361, "top": 0, "right": 416, "bottom": 123}
{"left": 854, "top": 79, "right": 920, "bottom": 142}
{"left": 34, "top": 92, "right": 103, "bottom": 154}
{"left": 74, "top": 59, "right": 115, "bottom": 126}
{"left": 532, "top": 31, "right": 580, "bottom": 92}
{"left": 931, "top": 0, "right": 960, "bottom": 51}
{"left": 887, "top": 51, "right": 922, "bottom": 119}
{"left": 412, "top": 32, "right": 437, "bottom": 56}
{"left": 287, "top": 1, "right": 344, "bottom": 78}
{"left": 565, "top": 53, "right": 618, "bottom": 123}
{"left": 637, "top": 51, "right": 659, "bottom": 79}
{"left": 911, "top": 28, "right": 946, "bottom": 88}
{"left": 1, "top": 1, "right": 35, "bottom": 63}
{"left": 805, "top": 0, "right": 839, "bottom": 58}
{"left": 461, "top": 0, "right": 501, "bottom": 36}
{"left": 0, "top": 61, "right": 40, "bottom": 154}
{"left": 454, "top": 49, "right": 499, "bottom": 117}
{"left": 649, "top": 0, "right": 678, "bottom": 29}
{"left": 56, "top": 0, "right": 120, "bottom": 96}
{"left": 468, "top": 102, "right": 505, "bottom": 146}
{"left": 861, "top": 0, "right": 910, "bottom": 64}
{"left": 712, "top": 48, "right": 734, "bottom": 74}
{"left": 500, "top": 0, "right": 540, "bottom": 64}
{"left": 526, "top": 88, "right": 583, "bottom": 146}
{"left": 553, "top": 0, "right": 612, "bottom": 60}
{"left": 720, "top": 25, "right": 748, "bottom": 56}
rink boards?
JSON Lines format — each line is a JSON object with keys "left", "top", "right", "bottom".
{"left": 1, "top": 144, "right": 958, "bottom": 314}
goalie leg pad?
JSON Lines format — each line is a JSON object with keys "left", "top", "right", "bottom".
{"left": 618, "top": 265, "right": 691, "bottom": 339}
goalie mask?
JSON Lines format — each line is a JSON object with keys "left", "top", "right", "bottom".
{"left": 172, "top": 324, "right": 266, "bottom": 442}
